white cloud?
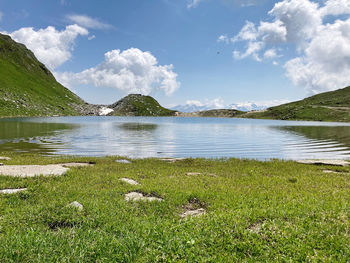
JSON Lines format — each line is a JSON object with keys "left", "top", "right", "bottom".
{"left": 221, "top": 0, "right": 350, "bottom": 94}
{"left": 7, "top": 25, "right": 88, "bottom": 70}
{"left": 66, "top": 14, "right": 113, "bottom": 30}
{"left": 187, "top": 0, "right": 204, "bottom": 8}
{"left": 233, "top": 41, "right": 264, "bottom": 61}
{"left": 217, "top": 35, "right": 229, "bottom": 43}
{"left": 320, "top": 0, "right": 350, "bottom": 16}
{"left": 56, "top": 48, "right": 180, "bottom": 95}
{"left": 263, "top": 49, "right": 278, "bottom": 59}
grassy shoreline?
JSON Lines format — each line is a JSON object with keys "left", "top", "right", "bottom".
{"left": 0, "top": 153, "right": 349, "bottom": 261}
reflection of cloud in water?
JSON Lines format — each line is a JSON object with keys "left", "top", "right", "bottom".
{"left": 273, "top": 126, "right": 350, "bottom": 160}
{"left": 56, "top": 120, "right": 176, "bottom": 158}
{"left": 1, "top": 117, "right": 350, "bottom": 159}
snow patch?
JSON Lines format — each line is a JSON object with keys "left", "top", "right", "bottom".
{"left": 99, "top": 107, "right": 114, "bottom": 116}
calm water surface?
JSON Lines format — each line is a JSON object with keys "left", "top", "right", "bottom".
{"left": 1, "top": 116, "right": 350, "bottom": 160}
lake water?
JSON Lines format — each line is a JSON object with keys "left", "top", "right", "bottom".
{"left": 1, "top": 116, "right": 350, "bottom": 160}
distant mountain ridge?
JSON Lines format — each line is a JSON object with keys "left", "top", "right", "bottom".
{"left": 171, "top": 102, "right": 267, "bottom": 112}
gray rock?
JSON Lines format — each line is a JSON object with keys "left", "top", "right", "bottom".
{"left": 68, "top": 201, "right": 84, "bottom": 211}
{"left": 116, "top": 159, "right": 131, "bottom": 164}
{"left": 124, "top": 192, "right": 162, "bottom": 202}
{"left": 120, "top": 178, "right": 139, "bottom": 185}
{"left": 186, "top": 172, "right": 201, "bottom": 176}
{"left": 0, "top": 188, "right": 27, "bottom": 194}
{"left": 180, "top": 208, "right": 206, "bottom": 218}
{"left": 0, "top": 157, "right": 11, "bottom": 161}
{"left": 0, "top": 165, "right": 69, "bottom": 177}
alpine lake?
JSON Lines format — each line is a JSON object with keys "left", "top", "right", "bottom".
{"left": 1, "top": 116, "right": 350, "bottom": 160}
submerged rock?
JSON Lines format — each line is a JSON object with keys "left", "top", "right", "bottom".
{"left": 120, "top": 178, "right": 139, "bottom": 185}
{"left": 0, "top": 188, "right": 27, "bottom": 194}
{"left": 124, "top": 192, "right": 162, "bottom": 202}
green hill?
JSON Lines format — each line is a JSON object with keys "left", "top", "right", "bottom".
{"left": 0, "top": 33, "right": 89, "bottom": 117}
{"left": 243, "top": 86, "right": 350, "bottom": 122}
{"left": 109, "top": 94, "right": 176, "bottom": 116}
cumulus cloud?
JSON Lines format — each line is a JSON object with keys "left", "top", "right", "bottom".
{"left": 56, "top": 48, "right": 180, "bottom": 95}
{"left": 220, "top": 0, "right": 350, "bottom": 94}
{"left": 7, "top": 25, "right": 88, "bottom": 70}
{"left": 66, "top": 14, "right": 113, "bottom": 30}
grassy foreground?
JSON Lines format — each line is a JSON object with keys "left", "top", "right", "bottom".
{"left": 0, "top": 154, "right": 350, "bottom": 262}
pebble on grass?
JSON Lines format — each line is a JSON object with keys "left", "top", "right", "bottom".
{"left": 124, "top": 192, "right": 163, "bottom": 202}
{"left": 159, "top": 158, "right": 186, "bottom": 163}
{"left": 181, "top": 198, "right": 206, "bottom": 218}
{"left": 180, "top": 208, "right": 206, "bottom": 218}
{"left": 120, "top": 178, "right": 140, "bottom": 185}
{"left": 115, "top": 159, "right": 132, "bottom": 164}
{"left": 0, "top": 188, "right": 27, "bottom": 194}
{"left": 67, "top": 201, "right": 84, "bottom": 211}
{"left": 186, "top": 172, "right": 201, "bottom": 176}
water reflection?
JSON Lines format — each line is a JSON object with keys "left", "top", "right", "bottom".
{"left": 0, "top": 117, "right": 349, "bottom": 159}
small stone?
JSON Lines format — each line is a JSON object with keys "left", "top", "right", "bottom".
{"left": 124, "top": 192, "right": 163, "bottom": 202}
{"left": 0, "top": 188, "right": 27, "bottom": 194}
{"left": 180, "top": 208, "right": 206, "bottom": 218}
{"left": 0, "top": 163, "right": 3, "bottom": 166}
{"left": 120, "top": 178, "right": 139, "bottom": 185}
{"left": 0, "top": 157, "right": 11, "bottom": 161}
{"left": 60, "top": 163, "right": 93, "bottom": 168}
{"left": 186, "top": 172, "right": 201, "bottom": 176}
{"left": 68, "top": 201, "right": 84, "bottom": 211}
{"left": 159, "top": 158, "right": 186, "bottom": 163}
{"left": 116, "top": 159, "right": 132, "bottom": 164}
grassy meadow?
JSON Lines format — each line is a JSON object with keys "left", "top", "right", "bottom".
{"left": 0, "top": 153, "right": 349, "bottom": 262}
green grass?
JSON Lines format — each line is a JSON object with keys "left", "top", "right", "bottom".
{"left": 242, "top": 86, "right": 350, "bottom": 122}
{"left": 111, "top": 94, "right": 176, "bottom": 116}
{"left": 0, "top": 153, "right": 349, "bottom": 261}
{"left": 0, "top": 34, "right": 85, "bottom": 117}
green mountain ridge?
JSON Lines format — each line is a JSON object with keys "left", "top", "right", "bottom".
{"left": 0, "top": 33, "right": 93, "bottom": 117}
{"left": 242, "top": 86, "right": 350, "bottom": 122}
{"left": 109, "top": 94, "right": 176, "bottom": 116}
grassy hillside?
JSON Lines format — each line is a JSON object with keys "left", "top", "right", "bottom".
{"left": 243, "top": 86, "right": 350, "bottom": 122}
{"left": 0, "top": 33, "right": 87, "bottom": 117}
{"left": 110, "top": 94, "right": 176, "bottom": 116}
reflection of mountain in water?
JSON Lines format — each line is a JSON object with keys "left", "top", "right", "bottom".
{"left": 119, "top": 123, "right": 158, "bottom": 131}
{"left": 276, "top": 126, "right": 350, "bottom": 147}
{"left": 0, "top": 120, "right": 76, "bottom": 154}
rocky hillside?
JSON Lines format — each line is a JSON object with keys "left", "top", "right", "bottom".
{"left": 109, "top": 94, "right": 176, "bottom": 116}
{"left": 0, "top": 33, "right": 96, "bottom": 117}
{"left": 243, "top": 86, "right": 350, "bottom": 122}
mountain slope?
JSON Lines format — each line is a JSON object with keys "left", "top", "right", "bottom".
{"left": 0, "top": 33, "right": 89, "bottom": 117}
{"left": 109, "top": 94, "right": 176, "bottom": 116}
{"left": 243, "top": 86, "right": 350, "bottom": 122}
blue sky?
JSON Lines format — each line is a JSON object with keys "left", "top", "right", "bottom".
{"left": 1, "top": 0, "right": 350, "bottom": 108}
